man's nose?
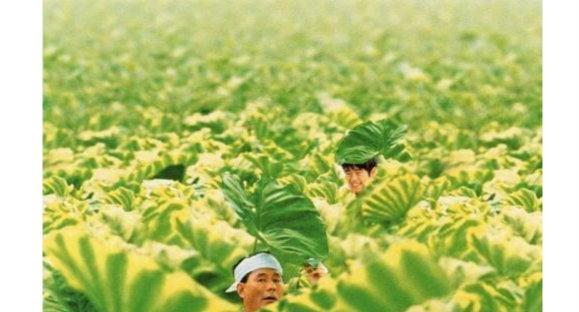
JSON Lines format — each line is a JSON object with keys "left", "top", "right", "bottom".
{"left": 266, "top": 280, "right": 276, "bottom": 290}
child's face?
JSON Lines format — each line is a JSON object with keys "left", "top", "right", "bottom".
{"left": 344, "top": 167, "right": 376, "bottom": 194}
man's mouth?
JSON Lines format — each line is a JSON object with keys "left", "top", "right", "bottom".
{"left": 262, "top": 295, "right": 278, "bottom": 303}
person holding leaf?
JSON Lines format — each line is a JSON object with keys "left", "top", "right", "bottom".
{"left": 335, "top": 119, "right": 410, "bottom": 195}
{"left": 221, "top": 174, "right": 330, "bottom": 297}
{"left": 334, "top": 119, "right": 411, "bottom": 234}
{"left": 226, "top": 252, "right": 285, "bottom": 312}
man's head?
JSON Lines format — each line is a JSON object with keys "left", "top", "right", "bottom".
{"left": 341, "top": 158, "right": 377, "bottom": 194}
{"left": 227, "top": 252, "right": 284, "bottom": 312}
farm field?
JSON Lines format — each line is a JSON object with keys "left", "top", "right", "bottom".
{"left": 43, "top": 0, "right": 542, "bottom": 311}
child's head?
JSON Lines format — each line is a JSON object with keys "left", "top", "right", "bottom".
{"left": 341, "top": 158, "right": 378, "bottom": 194}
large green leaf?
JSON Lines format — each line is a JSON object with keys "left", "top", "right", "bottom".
{"left": 221, "top": 174, "right": 329, "bottom": 262}
{"left": 467, "top": 225, "right": 540, "bottom": 277}
{"left": 175, "top": 215, "right": 253, "bottom": 292}
{"left": 505, "top": 188, "right": 541, "bottom": 212}
{"left": 519, "top": 273, "right": 542, "bottom": 312}
{"left": 264, "top": 241, "right": 454, "bottom": 312}
{"left": 397, "top": 197, "right": 487, "bottom": 259}
{"left": 44, "top": 195, "right": 89, "bottom": 234}
{"left": 452, "top": 281, "right": 524, "bottom": 312}
{"left": 44, "top": 176, "right": 75, "bottom": 197}
{"left": 358, "top": 174, "right": 426, "bottom": 224}
{"left": 337, "top": 241, "right": 452, "bottom": 312}
{"left": 44, "top": 261, "right": 98, "bottom": 312}
{"left": 501, "top": 207, "right": 542, "bottom": 245}
{"left": 335, "top": 119, "right": 410, "bottom": 165}
{"left": 104, "top": 187, "right": 137, "bottom": 211}
{"left": 44, "top": 226, "right": 237, "bottom": 312}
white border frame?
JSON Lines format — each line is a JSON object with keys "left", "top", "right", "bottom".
{"left": 543, "top": 0, "right": 579, "bottom": 311}
{"left": 0, "top": 1, "right": 43, "bottom": 311}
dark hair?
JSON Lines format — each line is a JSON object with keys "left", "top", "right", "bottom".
{"left": 231, "top": 251, "right": 273, "bottom": 283}
{"left": 341, "top": 158, "right": 377, "bottom": 174}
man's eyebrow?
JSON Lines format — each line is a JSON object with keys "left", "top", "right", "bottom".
{"left": 254, "top": 272, "right": 281, "bottom": 278}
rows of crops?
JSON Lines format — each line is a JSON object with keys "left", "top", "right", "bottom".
{"left": 43, "top": 0, "right": 542, "bottom": 311}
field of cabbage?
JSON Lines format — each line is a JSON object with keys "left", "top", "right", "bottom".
{"left": 43, "top": 0, "right": 542, "bottom": 311}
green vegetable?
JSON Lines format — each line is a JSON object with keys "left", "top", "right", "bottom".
{"left": 335, "top": 119, "right": 411, "bottom": 165}
{"left": 222, "top": 174, "right": 329, "bottom": 263}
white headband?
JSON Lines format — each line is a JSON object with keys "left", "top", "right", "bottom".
{"left": 225, "top": 253, "right": 283, "bottom": 293}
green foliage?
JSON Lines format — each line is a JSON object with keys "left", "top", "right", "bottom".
{"left": 44, "top": 176, "right": 75, "bottom": 197}
{"left": 337, "top": 241, "right": 452, "bottom": 312}
{"left": 505, "top": 188, "right": 542, "bottom": 212}
{"left": 44, "top": 194, "right": 90, "bottom": 234}
{"left": 468, "top": 225, "right": 540, "bottom": 277}
{"left": 520, "top": 273, "right": 542, "bottom": 312}
{"left": 44, "top": 0, "right": 541, "bottom": 310}
{"left": 356, "top": 174, "right": 426, "bottom": 224}
{"left": 104, "top": 187, "right": 137, "bottom": 211}
{"left": 44, "top": 262, "right": 98, "bottom": 312}
{"left": 175, "top": 215, "right": 253, "bottom": 292}
{"left": 265, "top": 241, "right": 453, "bottom": 312}
{"left": 44, "top": 227, "right": 237, "bottom": 312}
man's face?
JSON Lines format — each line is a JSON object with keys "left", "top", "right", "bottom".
{"left": 236, "top": 268, "right": 284, "bottom": 312}
{"left": 344, "top": 167, "right": 376, "bottom": 194}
